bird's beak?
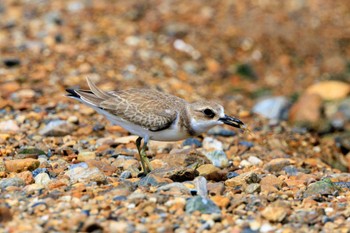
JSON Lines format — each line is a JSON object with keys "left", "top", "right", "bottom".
{"left": 218, "top": 115, "right": 245, "bottom": 129}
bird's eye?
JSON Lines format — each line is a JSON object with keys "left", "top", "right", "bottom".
{"left": 203, "top": 108, "right": 215, "bottom": 118}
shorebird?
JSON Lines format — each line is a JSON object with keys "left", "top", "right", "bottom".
{"left": 66, "top": 77, "right": 245, "bottom": 174}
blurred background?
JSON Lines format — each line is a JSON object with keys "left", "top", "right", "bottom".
{"left": 0, "top": 1, "right": 349, "bottom": 168}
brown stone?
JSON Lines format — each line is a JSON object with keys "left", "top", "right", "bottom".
{"left": 85, "top": 160, "right": 117, "bottom": 176}
{"left": 260, "top": 175, "right": 283, "bottom": 193}
{"left": 5, "top": 159, "right": 40, "bottom": 173}
{"left": 211, "top": 196, "right": 230, "bottom": 209}
{"left": 289, "top": 93, "right": 322, "bottom": 126}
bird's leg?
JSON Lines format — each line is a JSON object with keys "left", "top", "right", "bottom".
{"left": 136, "top": 137, "right": 148, "bottom": 174}
{"left": 141, "top": 139, "right": 153, "bottom": 173}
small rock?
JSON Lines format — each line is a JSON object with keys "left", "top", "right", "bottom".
{"left": 182, "top": 138, "right": 202, "bottom": 148}
{"left": 119, "top": 170, "right": 132, "bottom": 179}
{"left": 39, "top": 120, "right": 76, "bottom": 136}
{"left": 157, "top": 182, "right": 191, "bottom": 195}
{"left": 239, "top": 160, "right": 252, "bottom": 167}
{"left": 67, "top": 116, "right": 79, "bottom": 124}
{"left": 32, "top": 168, "right": 48, "bottom": 177}
{"left": 0, "top": 206, "right": 13, "bottom": 222}
{"left": 338, "top": 98, "right": 350, "bottom": 121}
{"left": 197, "top": 164, "right": 220, "bottom": 179}
{"left": 204, "top": 150, "right": 229, "bottom": 168}
{"left": 245, "top": 183, "right": 261, "bottom": 194}
{"left": 289, "top": 93, "right": 323, "bottom": 128}
{"left": 207, "top": 126, "right": 236, "bottom": 137}
{"left": 283, "top": 166, "right": 299, "bottom": 176}
{"left": 247, "top": 156, "right": 263, "bottom": 166}
{"left": 16, "top": 147, "right": 46, "bottom": 159}
{"left": 157, "top": 167, "right": 199, "bottom": 182}
{"left": 149, "top": 159, "right": 168, "bottom": 170}
{"left": 239, "top": 141, "right": 254, "bottom": 148}
{"left": 211, "top": 196, "right": 230, "bottom": 209}
{"left": 264, "top": 158, "right": 292, "bottom": 172}
{"left": 16, "top": 171, "right": 34, "bottom": 185}
{"left": 69, "top": 162, "right": 88, "bottom": 170}
{"left": 85, "top": 160, "right": 117, "bottom": 176}
{"left": 5, "top": 158, "right": 40, "bottom": 172}
{"left": 225, "top": 172, "right": 260, "bottom": 187}
{"left": 139, "top": 174, "right": 172, "bottom": 187}
{"left": 207, "top": 182, "right": 225, "bottom": 196}
{"left": 303, "top": 179, "right": 338, "bottom": 198}
{"left": 306, "top": 81, "right": 350, "bottom": 100}
{"left": 261, "top": 202, "right": 289, "bottom": 222}
{"left": 203, "top": 137, "right": 223, "bottom": 151}
{"left": 34, "top": 173, "right": 51, "bottom": 186}
{"left": 77, "top": 151, "right": 96, "bottom": 162}
{"left": 226, "top": 172, "right": 239, "bottom": 179}
{"left": 0, "top": 177, "right": 25, "bottom": 189}
{"left": 66, "top": 167, "right": 107, "bottom": 184}
{"left": 163, "top": 22, "right": 190, "bottom": 37}
{"left": 0, "top": 120, "right": 19, "bottom": 132}
{"left": 252, "top": 96, "right": 289, "bottom": 121}
{"left": 185, "top": 196, "right": 221, "bottom": 214}
{"left": 260, "top": 175, "right": 283, "bottom": 193}
{"left": 157, "top": 150, "right": 210, "bottom": 168}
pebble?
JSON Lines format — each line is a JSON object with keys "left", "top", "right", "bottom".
{"left": 260, "top": 175, "right": 283, "bottom": 193}
{"left": 69, "top": 162, "right": 88, "bottom": 170}
{"left": 182, "top": 138, "right": 202, "bottom": 148}
{"left": 261, "top": 203, "right": 288, "bottom": 222}
{"left": 77, "top": 151, "right": 96, "bottom": 162}
{"left": 225, "top": 172, "right": 260, "bottom": 187}
{"left": 247, "top": 156, "right": 263, "bottom": 166}
{"left": 306, "top": 81, "right": 350, "bottom": 100}
{"left": 245, "top": 183, "right": 261, "bottom": 194}
{"left": 16, "top": 147, "right": 46, "bottom": 159}
{"left": 207, "top": 126, "right": 236, "bottom": 137}
{"left": 32, "top": 168, "right": 48, "bottom": 177}
{"left": 138, "top": 174, "right": 172, "bottom": 187}
{"left": 34, "top": 173, "right": 51, "bottom": 186}
{"left": 239, "top": 141, "right": 254, "bottom": 148}
{"left": 203, "top": 137, "right": 223, "bottom": 151}
{"left": 252, "top": 96, "right": 289, "bottom": 121}
{"left": 65, "top": 167, "right": 107, "bottom": 184}
{"left": 197, "top": 164, "right": 221, "bottom": 180}
{"left": 157, "top": 183, "right": 191, "bottom": 195}
{"left": 5, "top": 158, "right": 40, "bottom": 172}
{"left": 0, "top": 120, "right": 20, "bottom": 132}
{"left": 0, "top": 177, "right": 25, "bottom": 189}
{"left": 303, "top": 179, "right": 338, "bottom": 198}
{"left": 119, "top": 170, "right": 132, "bottom": 179}
{"left": 86, "top": 160, "right": 117, "bottom": 176}
{"left": 185, "top": 196, "right": 221, "bottom": 214}
{"left": 204, "top": 150, "right": 229, "bottom": 168}
{"left": 211, "top": 196, "right": 230, "bottom": 209}
{"left": 264, "top": 158, "right": 292, "bottom": 172}
{"left": 39, "top": 120, "right": 76, "bottom": 136}
{"left": 283, "top": 166, "right": 299, "bottom": 176}
{"left": 289, "top": 93, "right": 323, "bottom": 127}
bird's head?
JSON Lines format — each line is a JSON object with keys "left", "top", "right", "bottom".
{"left": 187, "top": 101, "right": 245, "bottom": 135}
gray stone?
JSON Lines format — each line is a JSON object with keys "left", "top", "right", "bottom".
{"left": 185, "top": 196, "right": 221, "bottom": 214}
{"left": 0, "top": 178, "right": 25, "bottom": 189}
{"left": 252, "top": 96, "right": 289, "bottom": 121}
{"left": 204, "top": 150, "right": 229, "bottom": 168}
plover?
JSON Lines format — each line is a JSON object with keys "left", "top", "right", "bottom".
{"left": 66, "top": 77, "right": 245, "bottom": 174}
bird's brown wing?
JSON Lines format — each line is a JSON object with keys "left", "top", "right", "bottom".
{"left": 99, "top": 89, "right": 179, "bottom": 131}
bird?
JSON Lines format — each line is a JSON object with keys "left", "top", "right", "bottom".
{"left": 66, "top": 77, "right": 245, "bottom": 174}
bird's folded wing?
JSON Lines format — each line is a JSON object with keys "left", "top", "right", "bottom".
{"left": 99, "top": 94, "right": 178, "bottom": 132}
